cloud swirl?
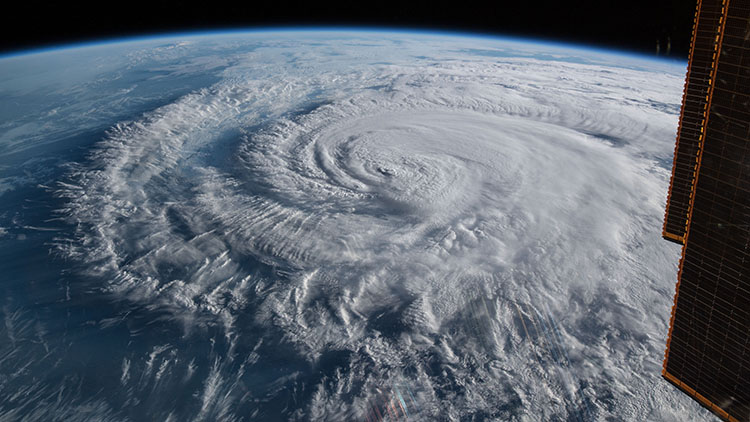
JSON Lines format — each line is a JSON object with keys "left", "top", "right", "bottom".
{"left": 46, "top": 34, "right": 704, "bottom": 420}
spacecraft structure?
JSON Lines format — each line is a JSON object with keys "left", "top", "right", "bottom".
{"left": 662, "top": 0, "right": 750, "bottom": 420}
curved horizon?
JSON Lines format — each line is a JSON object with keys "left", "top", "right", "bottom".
{"left": 0, "top": 26, "right": 687, "bottom": 64}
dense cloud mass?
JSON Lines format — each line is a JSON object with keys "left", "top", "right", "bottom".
{"left": 0, "top": 32, "right": 710, "bottom": 420}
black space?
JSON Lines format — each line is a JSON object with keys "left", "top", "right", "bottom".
{"left": 2, "top": 1, "right": 695, "bottom": 58}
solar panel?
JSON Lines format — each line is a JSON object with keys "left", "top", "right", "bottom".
{"left": 663, "top": 1, "right": 750, "bottom": 421}
{"left": 663, "top": 0, "right": 727, "bottom": 244}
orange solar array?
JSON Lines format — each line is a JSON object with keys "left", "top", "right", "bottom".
{"left": 662, "top": 0, "right": 750, "bottom": 421}
{"left": 663, "top": 0, "right": 727, "bottom": 244}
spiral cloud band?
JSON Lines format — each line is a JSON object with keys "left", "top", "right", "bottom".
{"left": 39, "top": 33, "right": 705, "bottom": 420}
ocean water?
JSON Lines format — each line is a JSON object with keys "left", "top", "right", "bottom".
{"left": 0, "top": 30, "right": 708, "bottom": 421}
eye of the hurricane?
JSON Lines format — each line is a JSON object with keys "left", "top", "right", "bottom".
{"left": 376, "top": 166, "right": 394, "bottom": 176}
{"left": 240, "top": 109, "right": 529, "bottom": 227}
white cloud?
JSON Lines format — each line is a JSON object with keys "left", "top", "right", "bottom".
{"left": 48, "top": 33, "right": 705, "bottom": 421}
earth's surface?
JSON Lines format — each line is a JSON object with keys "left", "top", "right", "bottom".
{"left": 0, "top": 30, "right": 713, "bottom": 421}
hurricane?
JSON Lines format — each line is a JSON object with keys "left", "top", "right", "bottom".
{"left": 0, "top": 32, "right": 708, "bottom": 421}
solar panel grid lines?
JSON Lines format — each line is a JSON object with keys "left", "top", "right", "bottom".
{"left": 663, "top": 0, "right": 728, "bottom": 244}
{"left": 663, "top": 0, "right": 726, "bottom": 378}
{"left": 662, "top": 0, "right": 750, "bottom": 420}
